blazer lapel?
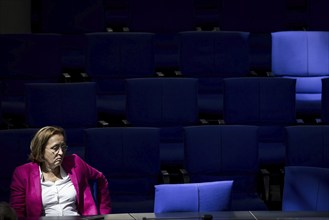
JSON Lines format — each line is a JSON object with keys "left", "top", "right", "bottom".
{"left": 28, "top": 163, "right": 43, "bottom": 216}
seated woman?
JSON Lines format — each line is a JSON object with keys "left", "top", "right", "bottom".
{"left": 10, "top": 126, "right": 111, "bottom": 217}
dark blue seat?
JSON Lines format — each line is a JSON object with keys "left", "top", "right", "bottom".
{"left": 0, "top": 33, "right": 62, "bottom": 126}
{"left": 25, "top": 82, "right": 98, "bottom": 157}
{"left": 285, "top": 125, "right": 329, "bottom": 168}
{"left": 84, "top": 127, "right": 162, "bottom": 213}
{"left": 271, "top": 31, "right": 329, "bottom": 120}
{"left": 223, "top": 77, "right": 296, "bottom": 167}
{"left": 85, "top": 32, "right": 156, "bottom": 122}
{"left": 282, "top": 166, "right": 329, "bottom": 211}
{"left": 183, "top": 125, "right": 268, "bottom": 211}
{"left": 178, "top": 31, "right": 250, "bottom": 119}
{"left": 40, "top": 0, "right": 106, "bottom": 75}
{"left": 126, "top": 78, "right": 199, "bottom": 168}
{"left": 129, "top": 0, "right": 194, "bottom": 73}
{"left": 0, "top": 128, "right": 38, "bottom": 202}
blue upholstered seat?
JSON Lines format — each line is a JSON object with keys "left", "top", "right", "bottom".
{"left": 223, "top": 77, "right": 296, "bottom": 166}
{"left": 25, "top": 82, "right": 98, "bottom": 157}
{"left": 183, "top": 125, "right": 267, "bottom": 211}
{"left": 84, "top": 127, "right": 161, "bottom": 213}
{"left": 178, "top": 31, "right": 250, "bottom": 119}
{"left": 154, "top": 181, "right": 233, "bottom": 213}
{"left": 272, "top": 31, "right": 329, "bottom": 120}
{"left": 129, "top": 0, "right": 194, "bottom": 73}
{"left": 285, "top": 125, "right": 329, "bottom": 168}
{"left": 126, "top": 78, "right": 199, "bottom": 168}
{"left": 0, "top": 128, "right": 38, "bottom": 202}
{"left": 282, "top": 166, "right": 329, "bottom": 211}
{"left": 85, "top": 32, "right": 156, "bottom": 122}
{"left": 0, "top": 34, "right": 62, "bottom": 125}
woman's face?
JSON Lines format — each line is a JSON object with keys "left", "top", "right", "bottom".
{"left": 43, "top": 134, "right": 66, "bottom": 170}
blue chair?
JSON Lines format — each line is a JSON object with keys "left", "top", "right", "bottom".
{"left": 322, "top": 78, "right": 329, "bottom": 124}
{"left": 84, "top": 127, "right": 163, "bottom": 213}
{"left": 0, "top": 128, "right": 38, "bottom": 202}
{"left": 0, "top": 33, "right": 62, "bottom": 126}
{"left": 271, "top": 31, "right": 329, "bottom": 121}
{"left": 126, "top": 77, "right": 199, "bottom": 168}
{"left": 282, "top": 166, "right": 329, "bottom": 211}
{"left": 183, "top": 125, "right": 267, "bottom": 211}
{"left": 25, "top": 82, "right": 98, "bottom": 157}
{"left": 85, "top": 32, "right": 156, "bottom": 122}
{"left": 178, "top": 31, "right": 250, "bottom": 119}
{"left": 129, "top": 0, "right": 194, "bottom": 73}
{"left": 154, "top": 181, "right": 233, "bottom": 213}
{"left": 285, "top": 125, "right": 329, "bottom": 168}
{"left": 223, "top": 77, "right": 296, "bottom": 167}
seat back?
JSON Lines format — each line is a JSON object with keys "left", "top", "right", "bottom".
{"left": 179, "top": 31, "right": 250, "bottom": 118}
{"left": 126, "top": 78, "right": 199, "bottom": 127}
{"left": 271, "top": 31, "right": 329, "bottom": 118}
{"left": 84, "top": 127, "right": 161, "bottom": 213}
{"left": 25, "top": 82, "right": 98, "bottom": 128}
{"left": 25, "top": 82, "right": 98, "bottom": 157}
{"left": 126, "top": 77, "right": 199, "bottom": 167}
{"left": 282, "top": 166, "right": 329, "bottom": 211}
{"left": 0, "top": 128, "right": 38, "bottom": 202}
{"left": 285, "top": 126, "right": 329, "bottom": 168}
{"left": 0, "top": 34, "right": 62, "bottom": 96}
{"left": 223, "top": 77, "right": 296, "bottom": 166}
{"left": 224, "top": 77, "right": 296, "bottom": 125}
{"left": 184, "top": 125, "right": 267, "bottom": 210}
{"left": 154, "top": 181, "right": 233, "bottom": 213}
{"left": 85, "top": 32, "right": 155, "bottom": 96}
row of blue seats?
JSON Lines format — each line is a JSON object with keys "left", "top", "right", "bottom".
{"left": 1, "top": 125, "right": 328, "bottom": 212}
{"left": 1, "top": 76, "right": 329, "bottom": 168}
{"left": 1, "top": 31, "right": 329, "bottom": 123}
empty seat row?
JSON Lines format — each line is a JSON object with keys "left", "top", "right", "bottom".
{"left": 1, "top": 77, "right": 329, "bottom": 168}
{"left": 1, "top": 76, "right": 329, "bottom": 168}
{"left": 1, "top": 31, "right": 329, "bottom": 124}
{"left": 1, "top": 125, "right": 328, "bottom": 212}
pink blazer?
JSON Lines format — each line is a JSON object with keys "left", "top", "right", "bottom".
{"left": 10, "top": 154, "right": 111, "bottom": 217}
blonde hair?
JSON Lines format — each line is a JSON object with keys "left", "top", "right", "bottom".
{"left": 29, "top": 126, "right": 66, "bottom": 163}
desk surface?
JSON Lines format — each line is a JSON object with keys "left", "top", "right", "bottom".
{"left": 129, "top": 211, "right": 329, "bottom": 220}
{"left": 31, "top": 211, "right": 329, "bottom": 220}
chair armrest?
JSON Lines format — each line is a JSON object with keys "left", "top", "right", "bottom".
{"left": 161, "top": 170, "right": 171, "bottom": 184}
{"left": 179, "top": 169, "right": 190, "bottom": 183}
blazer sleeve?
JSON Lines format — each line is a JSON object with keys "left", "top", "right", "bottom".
{"left": 75, "top": 155, "right": 112, "bottom": 214}
{"left": 10, "top": 166, "right": 27, "bottom": 217}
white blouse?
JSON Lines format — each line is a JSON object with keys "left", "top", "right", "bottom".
{"left": 40, "top": 166, "right": 79, "bottom": 216}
